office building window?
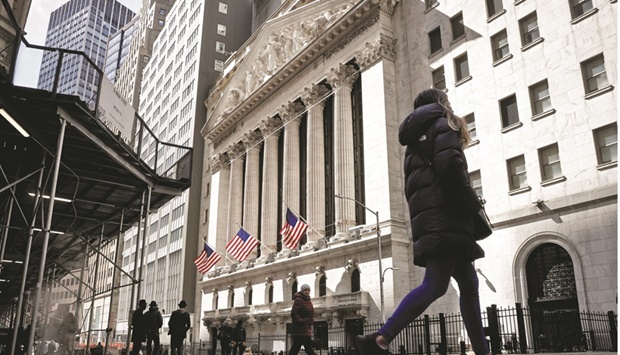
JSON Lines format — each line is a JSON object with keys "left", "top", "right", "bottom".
{"left": 581, "top": 54, "right": 608, "bottom": 94}
{"left": 539, "top": 144, "right": 563, "bottom": 181}
{"left": 454, "top": 53, "right": 470, "bottom": 82}
{"left": 593, "top": 124, "right": 617, "bottom": 165}
{"left": 486, "top": 0, "right": 504, "bottom": 18}
{"left": 432, "top": 66, "right": 445, "bottom": 90}
{"left": 429, "top": 27, "right": 442, "bottom": 54}
{"left": 426, "top": 0, "right": 438, "bottom": 9}
{"left": 216, "top": 41, "right": 226, "bottom": 53}
{"left": 570, "top": 0, "right": 593, "bottom": 18}
{"left": 507, "top": 155, "right": 528, "bottom": 190}
{"left": 159, "top": 8, "right": 166, "bottom": 15}
{"left": 219, "top": 2, "right": 228, "bottom": 14}
{"left": 529, "top": 80, "right": 552, "bottom": 115}
{"left": 158, "top": 19, "right": 164, "bottom": 27}
{"left": 500, "top": 94, "right": 519, "bottom": 128}
{"left": 451, "top": 12, "right": 465, "bottom": 40}
{"left": 464, "top": 113, "right": 477, "bottom": 141}
{"left": 491, "top": 29, "right": 509, "bottom": 61}
{"left": 519, "top": 12, "right": 540, "bottom": 46}
{"left": 214, "top": 59, "right": 224, "bottom": 72}
{"left": 217, "top": 24, "right": 226, "bottom": 36}
{"left": 470, "top": 170, "right": 483, "bottom": 197}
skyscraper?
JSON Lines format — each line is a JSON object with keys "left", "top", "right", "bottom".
{"left": 104, "top": 15, "right": 140, "bottom": 83}
{"left": 37, "top": 0, "right": 135, "bottom": 105}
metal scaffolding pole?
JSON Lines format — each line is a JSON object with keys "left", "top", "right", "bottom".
{"left": 135, "top": 185, "right": 152, "bottom": 300}
{"left": 104, "top": 209, "right": 124, "bottom": 355}
{"left": 0, "top": 193, "right": 14, "bottom": 272}
{"left": 75, "top": 241, "right": 89, "bottom": 352}
{"left": 124, "top": 189, "right": 145, "bottom": 353}
{"left": 85, "top": 227, "right": 103, "bottom": 354}
{"left": 27, "top": 118, "right": 67, "bottom": 355}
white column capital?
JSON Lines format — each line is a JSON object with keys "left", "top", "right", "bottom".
{"left": 227, "top": 141, "right": 246, "bottom": 160}
{"left": 210, "top": 153, "right": 230, "bottom": 174}
{"left": 243, "top": 130, "right": 264, "bottom": 150}
{"left": 326, "top": 63, "right": 359, "bottom": 90}
{"left": 301, "top": 84, "right": 330, "bottom": 108}
{"left": 355, "top": 33, "right": 397, "bottom": 70}
{"left": 278, "top": 101, "right": 305, "bottom": 124}
{"left": 259, "top": 116, "right": 283, "bottom": 137}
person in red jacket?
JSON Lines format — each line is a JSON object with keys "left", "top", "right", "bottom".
{"left": 288, "top": 284, "right": 316, "bottom": 355}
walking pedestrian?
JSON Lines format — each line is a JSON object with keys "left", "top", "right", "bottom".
{"left": 218, "top": 318, "right": 234, "bottom": 355}
{"left": 232, "top": 320, "right": 247, "bottom": 355}
{"left": 288, "top": 284, "right": 316, "bottom": 355}
{"left": 145, "top": 300, "right": 163, "bottom": 355}
{"left": 131, "top": 299, "right": 148, "bottom": 355}
{"left": 356, "top": 88, "right": 490, "bottom": 355}
{"left": 169, "top": 300, "right": 191, "bottom": 355}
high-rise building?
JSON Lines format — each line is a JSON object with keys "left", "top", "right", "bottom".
{"left": 0, "top": 0, "right": 32, "bottom": 78}
{"left": 115, "top": 0, "right": 254, "bottom": 345}
{"left": 104, "top": 15, "right": 140, "bottom": 83}
{"left": 36, "top": 0, "right": 134, "bottom": 105}
{"left": 199, "top": 0, "right": 616, "bottom": 350}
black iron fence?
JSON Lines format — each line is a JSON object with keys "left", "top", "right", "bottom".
{"left": 237, "top": 304, "right": 616, "bottom": 355}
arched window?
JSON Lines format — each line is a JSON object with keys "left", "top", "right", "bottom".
{"left": 319, "top": 275, "right": 327, "bottom": 297}
{"left": 268, "top": 284, "right": 274, "bottom": 303}
{"left": 292, "top": 280, "right": 298, "bottom": 300}
{"left": 228, "top": 290, "right": 235, "bottom": 308}
{"left": 351, "top": 269, "right": 360, "bottom": 292}
{"left": 213, "top": 293, "right": 219, "bottom": 310}
{"left": 248, "top": 288, "right": 253, "bottom": 306}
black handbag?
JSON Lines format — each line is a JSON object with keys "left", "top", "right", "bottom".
{"left": 473, "top": 197, "right": 493, "bottom": 240}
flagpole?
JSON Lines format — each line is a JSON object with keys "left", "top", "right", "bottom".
{"left": 202, "top": 240, "right": 236, "bottom": 264}
{"left": 233, "top": 223, "right": 276, "bottom": 255}
{"left": 283, "top": 201, "right": 328, "bottom": 246}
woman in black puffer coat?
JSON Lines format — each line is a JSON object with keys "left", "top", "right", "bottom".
{"left": 357, "top": 89, "right": 488, "bottom": 355}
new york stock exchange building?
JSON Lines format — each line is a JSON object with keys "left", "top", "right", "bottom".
{"left": 196, "top": 0, "right": 617, "bottom": 351}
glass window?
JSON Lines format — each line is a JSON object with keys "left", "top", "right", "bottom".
{"left": 593, "top": 124, "right": 617, "bottom": 164}
{"left": 432, "top": 66, "right": 445, "bottom": 90}
{"left": 351, "top": 269, "right": 360, "bottom": 292}
{"left": 219, "top": 2, "right": 228, "bottom": 14}
{"left": 451, "top": 12, "right": 465, "bottom": 40}
{"left": 319, "top": 275, "right": 327, "bottom": 297}
{"left": 491, "top": 29, "right": 509, "bottom": 61}
{"left": 486, "top": 0, "right": 504, "bottom": 18}
{"left": 429, "top": 27, "right": 442, "bottom": 54}
{"left": 217, "top": 24, "right": 226, "bottom": 36}
{"left": 216, "top": 41, "right": 226, "bottom": 53}
{"left": 425, "top": 0, "right": 438, "bottom": 9}
{"left": 529, "top": 80, "right": 552, "bottom": 115}
{"left": 464, "top": 113, "right": 476, "bottom": 140}
{"left": 159, "top": 8, "right": 166, "bottom": 16}
{"left": 500, "top": 94, "right": 519, "bottom": 128}
{"left": 539, "top": 144, "right": 563, "bottom": 181}
{"left": 214, "top": 59, "right": 223, "bottom": 71}
{"left": 581, "top": 54, "right": 608, "bottom": 94}
{"left": 470, "top": 170, "right": 483, "bottom": 197}
{"left": 519, "top": 12, "right": 540, "bottom": 46}
{"left": 571, "top": 0, "right": 593, "bottom": 18}
{"left": 158, "top": 19, "right": 164, "bottom": 27}
{"left": 454, "top": 53, "right": 470, "bottom": 81}
{"left": 507, "top": 155, "right": 528, "bottom": 190}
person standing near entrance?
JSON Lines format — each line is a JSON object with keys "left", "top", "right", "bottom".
{"left": 355, "top": 88, "right": 489, "bottom": 355}
{"left": 131, "top": 299, "right": 148, "bottom": 355}
{"left": 288, "top": 284, "right": 316, "bottom": 355}
{"left": 169, "top": 300, "right": 191, "bottom": 355}
{"left": 145, "top": 300, "right": 163, "bottom": 355}
{"left": 232, "top": 319, "right": 247, "bottom": 355}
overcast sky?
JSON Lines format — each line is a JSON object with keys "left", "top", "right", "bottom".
{"left": 14, "top": 0, "right": 142, "bottom": 87}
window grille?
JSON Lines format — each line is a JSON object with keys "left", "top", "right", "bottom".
{"left": 500, "top": 94, "right": 519, "bottom": 128}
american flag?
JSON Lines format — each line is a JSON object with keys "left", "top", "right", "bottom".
{"left": 194, "top": 243, "right": 221, "bottom": 274}
{"left": 280, "top": 208, "right": 308, "bottom": 250}
{"left": 226, "top": 228, "right": 259, "bottom": 262}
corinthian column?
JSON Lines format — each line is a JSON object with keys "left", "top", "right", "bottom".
{"left": 243, "top": 130, "right": 263, "bottom": 259}
{"left": 326, "top": 63, "right": 359, "bottom": 239}
{"left": 301, "top": 84, "right": 329, "bottom": 246}
{"left": 259, "top": 117, "right": 282, "bottom": 254}
{"left": 279, "top": 101, "right": 306, "bottom": 220}
{"left": 208, "top": 153, "right": 231, "bottom": 258}
{"left": 227, "top": 142, "right": 245, "bottom": 249}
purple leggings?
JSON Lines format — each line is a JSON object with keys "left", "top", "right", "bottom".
{"left": 379, "top": 258, "right": 489, "bottom": 355}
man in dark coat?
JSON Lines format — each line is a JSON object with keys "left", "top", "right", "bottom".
{"left": 218, "top": 317, "right": 234, "bottom": 355}
{"left": 131, "top": 299, "right": 148, "bottom": 355}
{"left": 145, "top": 300, "right": 163, "bottom": 355}
{"left": 169, "top": 300, "right": 191, "bottom": 355}
{"left": 288, "top": 284, "right": 316, "bottom": 355}
{"left": 232, "top": 319, "right": 247, "bottom": 355}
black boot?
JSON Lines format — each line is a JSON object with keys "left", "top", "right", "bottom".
{"left": 356, "top": 333, "right": 388, "bottom": 355}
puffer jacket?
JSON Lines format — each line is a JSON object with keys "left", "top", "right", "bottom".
{"left": 290, "top": 291, "right": 314, "bottom": 337}
{"left": 399, "top": 102, "right": 484, "bottom": 266}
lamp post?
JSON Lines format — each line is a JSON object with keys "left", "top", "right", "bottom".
{"left": 334, "top": 194, "right": 385, "bottom": 322}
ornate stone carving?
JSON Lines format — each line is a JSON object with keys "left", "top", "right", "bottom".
{"left": 326, "top": 63, "right": 359, "bottom": 89}
{"left": 245, "top": 281, "right": 252, "bottom": 288}
{"left": 210, "top": 153, "right": 230, "bottom": 174}
{"left": 259, "top": 116, "right": 283, "bottom": 137}
{"left": 265, "top": 276, "right": 273, "bottom": 284}
{"left": 378, "top": 0, "right": 399, "bottom": 15}
{"left": 344, "top": 259, "right": 358, "bottom": 273}
{"left": 325, "top": 12, "right": 379, "bottom": 59}
{"left": 355, "top": 33, "right": 397, "bottom": 69}
{"left": 212, "top": 288, "right": 219, "bottom": 295}
{"left": 228, "top": 284, "right": 235, "bottom": 291}
{"left": 242, "top": 130, "right": 263, "bottom": 149}
{"left": 227, "top": 142, "right": 246, "bottom": 160}
{"left": 286, "top": 272, "right": 297, "bottom": 284}
{"left": 315, "top": 265, "right": 325, "bottom": 276}
{"left": 278, "top": 101, "right": 305, "bottom": 123}
{"left": 301, "top": 84, "right": 330, "bottom": 107}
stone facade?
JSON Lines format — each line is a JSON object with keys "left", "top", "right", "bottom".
{"left": 198, "top": 0, "right": 616, "bottom": 345}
